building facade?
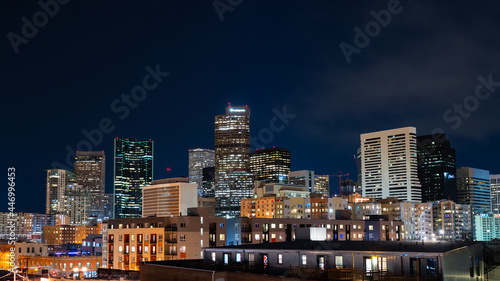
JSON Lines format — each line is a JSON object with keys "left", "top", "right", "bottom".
{"left": 102, "top": 208, "right": 226, "bottom": 270}
{"left": 113, "top": 138, "right": 154, "bottom": 219}
{"left": 432, "top": 200, "right": 471, "bottom": 241}
{"left": 188, "top": 148, "right": 215, "bottom": 196}
{"left": 214, "top": 106, "right": 253, "bottom": 218}
{"left": 417, "top": 134, "right": 457, "bottom": 202}
{"left": 360, "top": 127, "right": 421, "bottom": 202}
{"left": 46, "top": 169, "right": 77, "bottom": 215}
{"left": 456, "top": 167, "right": 491, "bottom": 215}
{"left": 74, "top": 151, "right": 106, "bottom": 223}
{"left": 142, "top": 178, "right": 198, "bottom": 217}
{"left": 491, "top": 174, "right": 500, "bottom": 216}
{"left": 250, "top": 147, "right": 290, "bottom": 184}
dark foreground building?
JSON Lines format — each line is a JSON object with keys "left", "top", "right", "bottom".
{"left": 141, "top": 241, "right": 500, "bottom": 281}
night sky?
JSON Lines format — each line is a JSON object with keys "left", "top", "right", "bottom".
{"left": 2, "top": 1, "right": 499, "bottom": 213}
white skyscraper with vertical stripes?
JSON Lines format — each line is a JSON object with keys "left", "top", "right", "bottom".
{"left": 360, "top": 127, "right": 421, "bottom": 202}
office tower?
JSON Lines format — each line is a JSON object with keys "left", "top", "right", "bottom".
{"left": 74, "top": 151, "right": 106, "bottom": 223}
{"left": 142, "top": 178, "right": 197, "bottom": 217}
{"left": 491, "top": 175, "right": 500, "bottom": 216}
{"left": 46, "top": 169, "right": 78, "bottom": 215}
{"left": 339, "top": 179, "right": 357, "bottom": 196}
{"left": 250, "top": 147, "right": 291, "bottom": 184}
{"left": 456, "top": 167, "right": 491, "bottom": 215}
{"left": 201, "top": 166, "right": 215, "bottom": 198}
{"left": 101, "top": 193, "right": 114, "bottom": 221}
{"left": 188, "top": 148, "right": 215, "bottom": 196}
{"left": 64, "top": 182, "right": 89, "bottom": 225}
{"left": 360, "top": 127, "right": 421, "bottom": 202}
{"left": 432, "top": 200, "right": 471, "bottom": 241}
{"left": 288, "top": 170, "right": 315, "bottom": 192}
{"left": 113, "top": 138, "right": 154, "bottom": 219}
{"left": 214, "top": 105, "right": 253, "bottom": 218}
{"left": 417, "top": 134, "right": 456, "bottom": 202}
{"left": 313, "top": 174, "right": 330, "bottom": 196}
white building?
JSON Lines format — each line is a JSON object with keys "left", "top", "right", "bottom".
{"left": 360, "top": 127, "right": 421, "bottom": 202}
{"left": 142, "top": 178, "right": 198, "bottom": 217}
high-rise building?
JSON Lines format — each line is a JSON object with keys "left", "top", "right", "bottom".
{"left": 142, "top": 178, "right": 197, "bottom": 217}
{"left": 288, "top": 170, "right": 315, "bottom": 192}
{"left": 491, "top": 174, "right": 500, "bottom": 216}
{"left": 339, "top": 179, "right": 358, "bottom": 196}
{"left": 214, "top": 105, "right": 253, "bottom": 218}
{"left": 46, "top": 169, "right": 77, "bottom": 215}
{"left": 313, "top": 175, "right": 330, "bottom": 197}
{"left": 64, "top": 182, "right": 89, "bottom": 225}
{"left": 360, "top": 127, "right": 421, "bottom": 202}
{"left": 101, "top": 193, "right": 114, "bottom": 221}
{"left": 456, "top": 167, "right": 491, "bottom": 215}
{"left": 417, "top": 134, "right": 456, "bottom": 202}
{"left": 74, "top": 151, "right": 106, "bottom": 223}
{"left": 201, "top": 166, "right": 215, "bottom": 198}
{"left": 188, "top": 148, "right": 215, "bottom": 196}
{"left": 113, "top": 138, "right": 154, "bottom": 219}
{"left": 250, "top": 147, "right": 291, "bottom": 184}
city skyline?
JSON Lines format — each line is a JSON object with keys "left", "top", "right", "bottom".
{"left": 2, "top": 1, "right": 500, "bottom": 215}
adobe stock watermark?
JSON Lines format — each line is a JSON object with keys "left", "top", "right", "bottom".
{"left": 250, "top": 106, "right": 296, "bottom": 151}
{"left": 7, "top": 167, "right": 16, "bottom": 271}
{"left": 213, "top": 0, "right": 243, "bottom": 22}
{"left": 418, "top": 73, "right": 499, "bottom": 156}
{"left": 7, "top": 0, "right": 70, "bottom": 54}
{"left": 339, "top": 0, "right": 408, "bottom": 64}
{"left": 51, "top": 64, "right": 170, "bottom": 170}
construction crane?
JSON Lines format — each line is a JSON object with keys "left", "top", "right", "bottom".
{"left": 329, "top": 171, "right": 349, "bottom": 196}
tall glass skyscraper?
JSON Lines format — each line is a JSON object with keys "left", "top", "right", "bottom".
{"left": 250, "top": 147, "right": 290, "bottom": 184}
{"left": 214, "top": 105, "right": 253, "bottom": 218}
{"left": 188, "top": 148, "right": 215, "bottom": 196}
{"left": 113, "top": 138, "right": 154, "bottom": 219}
{"left": 74, "top": 151, "right": 105, "bottom": 223}
{"left": 456, "top": 167, "right": 491, "bottom": 215}
{"left": 417, "top": 134, "right": 456, "bottom": 202}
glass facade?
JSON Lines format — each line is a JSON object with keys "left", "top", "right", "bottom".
{"left": 250, "top": 147, "right": 290, "bottom": 184}
{"left": 214, "top": 106, "right": 253, "bottom": 218}
{"left": 113, "top": 138, "right": 154, "bottom": 219}
{"left": 456, "top": 167, "right": 491, "bottom": 215}
{"left": 188, "top": 148, "right": 215, "bottom": 196}
{"left": 417, "top": 134, "right": 456, "bottom": 202}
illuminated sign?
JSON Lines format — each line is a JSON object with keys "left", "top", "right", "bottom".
{"left": 229, "top": 108, "right": 246, "bottom": 113}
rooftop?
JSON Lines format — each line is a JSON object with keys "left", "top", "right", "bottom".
{"left": 209, "top": 240, "right": 479, "bottom": 253}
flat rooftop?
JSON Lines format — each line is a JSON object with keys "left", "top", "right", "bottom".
{"left": 209, "top": 240, "right": 479, "bottom": 253}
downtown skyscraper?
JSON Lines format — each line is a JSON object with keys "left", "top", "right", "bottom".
{"left": 74, "top": 151, "right": 105, "bottom": 223}
{"left": 113, "top": 138, "right": 154, "bottom": 219}
{"left": 214, "top": 105, "right": 253, "bottom": 218}
{"left": 250, "top": 147, "right": 290, "bottom": 184}
{"left": 188, "top": 148, "right": 215, "bottom": 196}
{"left": 456, "top": 167, "right": 491, "bottom": 215}
{"left": 417, "top": 134, "right": 456, "bottom": 202}
{"left": 360, "top": 127, "right": 421, "bottom": 202}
